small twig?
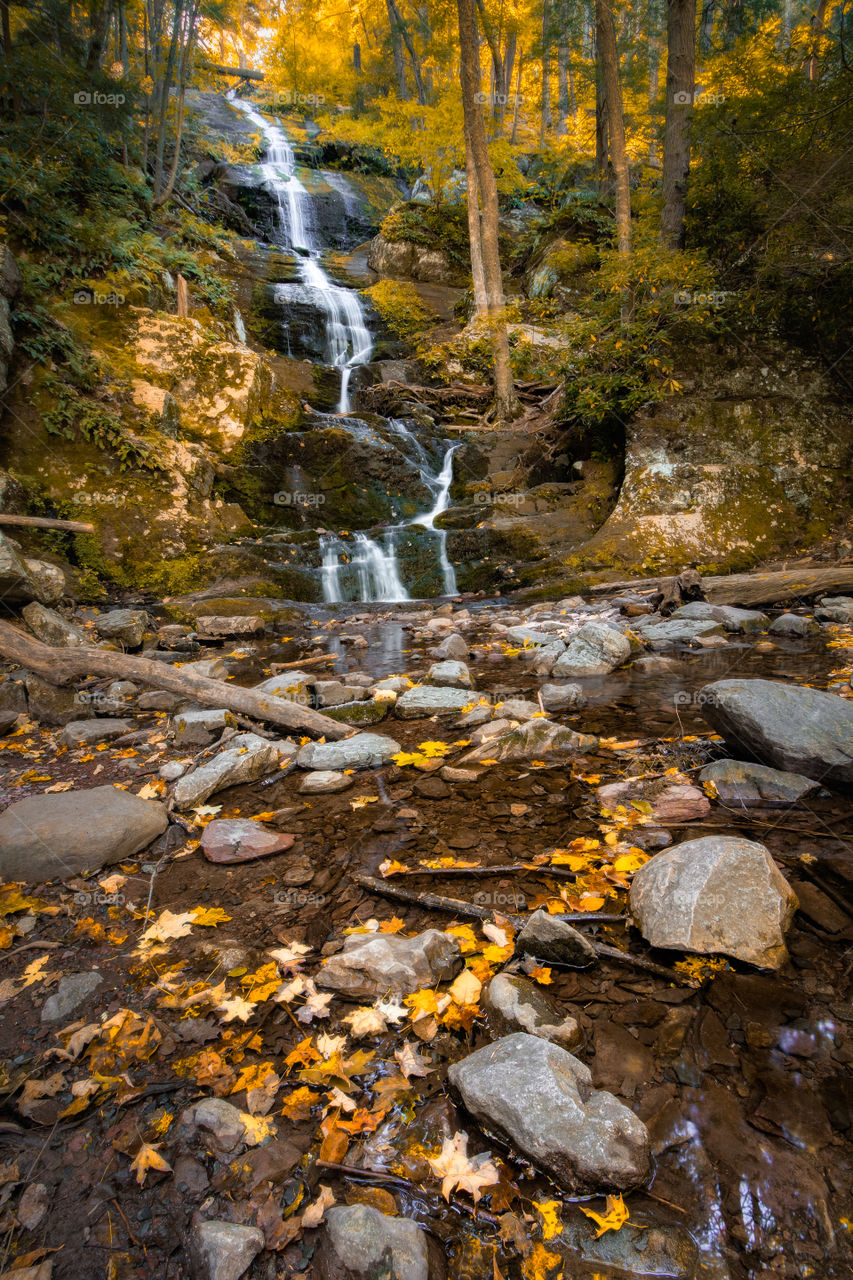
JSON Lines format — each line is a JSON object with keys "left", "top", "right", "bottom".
{"left": 594, "top": 942, "right": 695, "bottom": 985}
{"left": 7, "top": 940, "right": 60, "bottom": 957}
{"left": 354, "top": 872, "right": 624, "bottom": 926}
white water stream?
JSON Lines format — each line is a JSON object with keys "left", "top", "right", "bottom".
{"left": 232, "top": 98, "right": 458, "bottom": 601}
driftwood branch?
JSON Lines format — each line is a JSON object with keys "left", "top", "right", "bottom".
{"left": 0, "top": 620, "right": 350, "bottom": 740}
{"left": 0, "top": 514, "right": 95, "bottom": 534}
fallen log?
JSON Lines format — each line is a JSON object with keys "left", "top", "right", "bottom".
{"left": 588, "top": 565, "right": 853, "bottom": 608}
{"left": 200, "top": 61, "right": 264, "bottom": 80}
{"left": 0, "top": 620, "right": 350, "bottom": 740}
{"left": 0, "top": 514, "right": 95, "bottom": 534}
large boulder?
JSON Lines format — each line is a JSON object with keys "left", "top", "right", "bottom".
{"left": 629, "top": 835, "right": 797, "bottom": 969}
{"left": 448, "top": 1033, "right": 651, "bottom": 1193}
{"left": 317, "top": 930, "right": 462, "bottom": 999}
{"left": 315, "top": 1205, "right": 441, "bottom": 1280}
{"left": 395, "top": 686, "right": 475, "bottom": 719}
{"left": 0, "top": 785, "right": 168, "bottom": 881}
{"left": 698, "top": 678, "right": 853, "bottom": 785}
{"left": 699, "top": 758, "right": 819, "bottom": 806}
{"left": 22, "top": 603, "right": 87, "bottom": 647}
{"left": 93, "top": 609, "right": 149, "bottom": 648}
{"left": 552, "top": 623, "right": 631, "bottom": 677}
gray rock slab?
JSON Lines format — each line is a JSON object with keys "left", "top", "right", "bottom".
{"left": 296, "top": 732, "right": 400, "bottom": 771}
{"left": 317, "top": 930, "right": 461, "bottom": 999}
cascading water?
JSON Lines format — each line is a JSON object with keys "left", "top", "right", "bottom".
{"left": 232, "top": 97, "right": 372, "bottom": 412}
{"left": 230, "top": 96, "right": 460, "bottom": 602}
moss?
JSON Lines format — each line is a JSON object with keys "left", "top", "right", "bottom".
{"left": 364, "top": 280, "right": 436, "bottom": 341}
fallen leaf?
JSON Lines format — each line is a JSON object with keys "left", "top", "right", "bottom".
{"left": 129, "top": 1143, "right": 172, "bottom": 1186}
{"left": 302, "top": 1183, "right": 336, "bottom": 1229}
{"left": 427, "top": 1131, "right": 500, "bottom": 1203}
{"left": 580, "top": 1193, "right": 630, "bottom": 1237}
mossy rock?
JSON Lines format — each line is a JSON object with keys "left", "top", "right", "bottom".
{"left": 324, "top": 699, "right": 389, "bottom": 726}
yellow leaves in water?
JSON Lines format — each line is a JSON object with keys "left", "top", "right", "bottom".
{"left": 528, "top": 965, "right": 553, "bottom": 985}
{"left": 392, "top": 739, "right": 468, "bottom": 769}
{"left": 580, "top": 1193, "right": 631, "bottom": 1237}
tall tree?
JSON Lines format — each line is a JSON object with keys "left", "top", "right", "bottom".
{"left": 595, "top": 0, "right": 631, "bottom": 255}
{"left": 660, "top": 0, "right": 696, "bottom": 246}
{"left": 457, "top": 0, "right": 519, "bottom": 422}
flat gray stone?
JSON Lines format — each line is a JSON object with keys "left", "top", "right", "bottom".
{"left": 698, "top": 677, "right": 853, "bottom": 785}
{"left": 630, "top": 835, "right": 798, "bottom": 969}
{"left": 815, "top": 596, "right": 853, "bottom": 623}
{"left": 41, "top": 971, "right": 103, "bottom": 1023}
{"left": 459, "top": 719, "right": 596, "bottom": 765}
{"left": 252, "top": 671, "right": 313, "bottom": 705}
{"left": 485, "top": 974, "right": 581, "bottom": 1048}
{"left": 173, "top": 734, "right": 296, "bottom": 809}
{"left": 60, "top": 718, "right": 133, "bottom": 749}
{"left": 22, "top": 602, "right": 87, "bottom": 647}
{"left": 395, "top": 686, "right": 475, "bottom": 719}
{"left": 184, "top": 658, "right": 230, "bottom": 680}
{"left": 673, "top": 602, "right": 769, "bottom": 633}
{"left": 93, "top": 609, "right": 148, "bottom": 648}
{"left": 516, "top": 910, "right": 598, "bottom": 967}
{"left": 448, "top": 1033, "right": 651, "bottom": 1193}
{"left": 530, "top": 640, "right": 566, "bottom": 675}
{"left": 189, "top": 1219, "right": 264, "bottom": 1280}
{"left": 316, "top": 1205, "right": 433, "bottom": 1280}
{"left": 138, "top": 690, "right": 183, "bottom": 711}
{"left": 180, "top": 1098, "right": 248, "bottom": 1151}
{"left": 633, "top": 618, "right": 725, "bottom": 648}
{"left": 539, "top": 683, "right": 586, "bottom": 712}
{"left": 313, "top": 680, "right": 360, "bottom": 708}
{"left": 699, "top": 758, "right": 819, "bottom": 806}
{"left": 297, "top": 732, "right": 400, "bottom": 771}
{"left": 506, "top": 626, "right": 554, "bottom": 646}
{"left": 768, "top": 612, "right": 819, "bottom": 637}
{"left": 317, "top": 929, "right": 461, "bottom": 999}
{"left": 0, "top": 785, "right": 168, "bottom": 881}
{"left": 195, "top": 615, "right": 265, "bottom": 639}
{"left": 552, "top": 623, "right": 632, "bottom": 676}
{"left": 496, "top": 697, "right": 541, "bottom": 720}
{"left": 300, "top": 770, "right": 354, "bottom": 794}
{"left": 427, "top": 660, "right": 472, "bottom": 689}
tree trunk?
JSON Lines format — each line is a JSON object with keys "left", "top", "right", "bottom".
{"left": 660, "top": 0, "right": 696, "bottom": 247}
{"left": 153, "top": 0, "right": 184, "bottom": 200}
{"left": 1, "top": 0, "right": 12, "bottom": 60}
{"left": 457, "top": 0, "right": 520, "bottom": 423}
{"left": 475, "top": 0, "right": 506, "bottom": 124}
{"left": 502, "top": 31, "right": 517, "bottom": 129}
{"left": 510, "top": 46, "right": 523, "bottom": 142}
{"left": 596, "top": 0, "right": 631, "bottom": 255}
{"left": 86, "top": 0, "right": 112, "bottom": 74}
{"left": 0, "top": 623, "right": 351, "bottom": 740}
{"left": 465, "top": 143, "right": 488, "bottom": 311}
{"left": 386, "top": 0, "right": 409, "bottom": 98}
{"left": 556, "top": 28, "right": 569, "bottom": 133}
{"left": 388, "top": 0, "right": 427, "bottom": 103}
{"left": 540, "top": 0, "right": 552, "bottom": 143}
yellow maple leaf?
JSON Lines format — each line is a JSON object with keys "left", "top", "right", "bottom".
{"left": 378, "top": 917, "right": 406, "bottom": 934}
{"left": 130, "top": 1142, "right": 172, "bottom": 1186}
{"left": 192, "top": 907, "right": 232, "bottom": 927}
{"left": 529, "top": 965, "right": 553, "bottom": 985}
{"left": 580, "top": 1193, "right": 630, "bottom": 1237}
{"left": 534, "top": 1198, "right": 563, "bottom": 1239}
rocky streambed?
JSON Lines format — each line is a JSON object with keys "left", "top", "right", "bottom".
{"left": 0, "top": 583, "right": 851, "bottom": 1280}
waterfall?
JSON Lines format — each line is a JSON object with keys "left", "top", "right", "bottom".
{"left": 232, "top": 97, "right": 372, "bottom": 413}
{"left": 408, "top": 443, "right": 459, "bottom": 597}
{"left": 233, "top": 308, "right": 247, "bottom": 344}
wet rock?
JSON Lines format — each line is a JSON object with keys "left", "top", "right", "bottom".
{"left": 815, "top": 595, "right": 853, "bottom": 623}
{"left": 325, "top": 698, "right": 390, "bottom": 727}
{"left": 596, "top": 775, "right": 710, "bottom": 823}
{"left": 698, "top": 677, "right": 853, "bottom": 784}
{"left": 159, "top": 760, "right": 187, "bottom": 781}
{"left": 433, "top": 634, "right": 468, "bottom": 662}
{"left": 552, "top": 623, "right": 632, "bottom": 676}
{"left": 448, "top": 1033, "right": 651, "bottom": 1193}
{"left": 441, "top": 765, "right": 481, "bottom": 783}
{"left": 673, "top": 602, "right": 769, "bottom": 633}
{"left": 506, "top": 626, "right": 553, "bottom": 646}
{"left": 497, "top": 697, "right": 541, "bottom": 719}
{"left": 60, "top": 718, "right": 134, "bottom": 749}
{"left": 485, "top": 974, "right": 581, "bottom": 1048}
{"left": 540, "top": 682, "right": 587, "bottom": 712}
{"left": 0, "top": 533, "right": 43, "bottom": 604}
{"left": 768, "top": 612, "right": 819, "bottom": 636}
{"left": 195, "top": 615, "right": 265, "bottom": 639}
{"left": 299, "top": 770, "right": 354, "bottom": 794}
{"left": 180, "top": 1097, "right": 249, "bottom": 1151}
{"left": 470, "top": 717, "right": 516, "bottom": 746}
{"left": 173, "top": 734, "right": 297, "bottom": 808}
{"left": 93, "top": 609, "right": 148, "bottom": 648}
{"left": 41, "top": 971, "right": 103, "bottom": 1023}
{"left": 23, "top": 558, "right": 65, "bottom": 606}
{"left": 530, "top": 640, "right": 566, "bottom": 675}
{"left": 318, "top": 929, "right": 462, "bottom": 999}
{"left": 459, "top": 719, "right": 596, "bottom": 765}
{"left": 200, "top": 819, "right": 295, "bottom": 864}
{"left": 24, "top": 674, "right": 91, "bottom": 726}
{"left": 427, "top": 660, "right": 472, "bottom": 689}
{"left": 0, "top": 676, "right": 26, "bottom": 733}
{"left": 371, "top": 676, "right": 412, "bottom": 694}
{"left": 630, "top": 835, "right": 798, "bottom": 969}
{"left": 297, "top": 732, "right": 400, "bottom": 771}
{"left": 0, "top": 785, "right": 168, "bottom": 880}
{"left": 313, "top": 680, "right": 360, "bottom": 707}
{"left": 632, "top": 654, "right": 680, "bottom": 672}
{"left": 21, "top": 602, "right": 87, "bottom": 647}
{"left": 316, "top": 1205, "right": 438, "bottom": 1280}
{"left": 106, "top": 680, "right": 137, "bottom": 703}
{"left": 189, "top": 1219, "right": 264, "bottom": 1280}
{"left": 173, "top": 708, "right": 237, "bottom": 746}
{"left": 396, "top": 686, "right": 475, "bottom": 718}
{"left": 632, "top": 617, "right": 725, "bottom": 647}
{"left": 699, "top": 758, "right": 819, "bottom": 805}
{"left": 185, "top": 658, "right": 230, "bottom": 680}
{"left": 554, "top": 1217, "right": 699, "bottom": 1278}
{"left": 516, "top": 910, "right": 598, "bottom": 966}
{"left": 138, "top": 690, "right": 183, "bottom": 711}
